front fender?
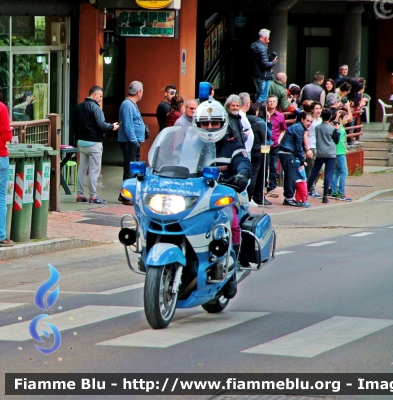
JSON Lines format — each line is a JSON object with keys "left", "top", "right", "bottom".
{"left": 145, "top": 243, "right": 186, "bottom": 267}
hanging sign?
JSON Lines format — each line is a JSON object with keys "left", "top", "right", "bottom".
{"left": 115, "top": 10, "right": 175, "bottom": 37}
{"left": 136, "top": 0, "right": 173, "bottom": 9}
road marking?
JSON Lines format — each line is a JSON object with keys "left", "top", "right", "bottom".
{"left": 350, "top": 232, "right": 374, "bottom": 237}
{"left": 387, "top": 226, "right": 393, "bottom": 229}
{"left": 0, "top": 303, "right": 26, "bottom": 312}
{"left": 306, "top": 241, "right": 337, "bottom": 247}
{"left": 99, "top": 283, "right": 144, "bottom": 294}
{"left": 0, "top": 283, "right": 145, "bottom": 295}
{"left": 242, "top": 316, "right": 393, "bottom": 358}
{"left": 97, "top": 312, "right": 269, "bottom": 348}
{"left": 275, "top": 251, "right": 295, "bottom": 256}
{"left": 0, "top": 305, "right": 142, "bottom": 341}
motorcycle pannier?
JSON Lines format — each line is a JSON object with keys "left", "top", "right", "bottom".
{"left": 240, "top": 213, "right": 273, "bottom": 264}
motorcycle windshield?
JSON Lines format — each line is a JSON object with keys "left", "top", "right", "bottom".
{"left": 148, "top": 126, "right": 216, "bottom": 178}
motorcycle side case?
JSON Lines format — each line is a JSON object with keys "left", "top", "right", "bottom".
{"left": 240, "top": 213, "right": 274, "bottom": 264}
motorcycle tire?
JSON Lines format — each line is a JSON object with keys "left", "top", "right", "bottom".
{"left": 202, "top": 295, "right": 229, "bottom": 313}
{"left": 144, "top": 264, "right": 178, "bottom": 329}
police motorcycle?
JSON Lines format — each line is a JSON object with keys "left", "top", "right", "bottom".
{"left": 118, "top": 100, "right": 276, "bottom": 329}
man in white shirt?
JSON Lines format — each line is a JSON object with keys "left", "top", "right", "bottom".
{"left": 307, "top": 101, "right": 323, "bottom": 198}
{"left": 238, "top": 92, "right": 254, "bottom": 155}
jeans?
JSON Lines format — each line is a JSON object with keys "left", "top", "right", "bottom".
{"left": 267, "top": 145, "right": 279, "bottom": 192}
{"left": 253, "top": 78, "right": 271, "bottom": 103}
{"left": 0, "top": 157, "right": 9, "bottom": 241}
{"left": 119, "top": 141, "right": 141, "bottom": 181}
{"left": 307, "top": 157, "right": 336, "bottom": 197}
{"left": 77, "top": 142, "right": 103, "bottom": 198}
{"left": 331, "top": 154, "right": 348, "bottom": 195}
{"left": 306, "top": 148, "right": 322, "bottom": 192}
{"left": 278, "top": 152, "right": 296, "bottom": 199}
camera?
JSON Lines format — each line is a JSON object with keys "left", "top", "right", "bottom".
{"left": 269, "top": 52, "right": 278, "bottom": 61}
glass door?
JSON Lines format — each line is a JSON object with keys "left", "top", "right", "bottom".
{"left": 12, "top": 52, "right": 49, "bottom": 121}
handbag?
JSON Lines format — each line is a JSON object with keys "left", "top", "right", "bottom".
{"left": 144, "top": 125, "right": 150, "bottom": 139}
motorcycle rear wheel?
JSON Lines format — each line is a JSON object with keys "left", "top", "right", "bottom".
{"left": 144, "top": 264, "right": 178, "bottom": 329}
{"left": 202, "top": 295, "right": 229, "bottom": 313}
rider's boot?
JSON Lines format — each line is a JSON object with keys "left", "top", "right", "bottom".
{"left": 222, "top": 244, "right": 240, "bottom": 299}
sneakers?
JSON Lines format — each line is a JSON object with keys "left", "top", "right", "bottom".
{"left": 76, "top": 196, "right": 88, "bottom": 203}
{"left": 299, "top": 202, "right": 311, "bottom": 208}
{"left": 308, "top": 190, "right": 322, "bottom": 199}
{"left": 0, "top": 239, "right": 14, "bottom": 247}
{"left": 283, "top": 199, "right": 302, "bottom": 207}
{"left": 249, "top": 199, "right": 259, "bottom": 207}
{"left": 255, "top": 197, "right": 272, "bottom": 206}
{"left": 322, "top": 196, "right": 329, "bottom": 203}
{"left": 89, "top": 197, "right": 107, "bottom": 205}
{"left": 330, "top": 192, "right": 339, "bottom": 199}
{"left": 266, "top": 190, "right": 279, "bottom": 198}
{"left": 337, "top": 194, "right": 352, "bottom": 202}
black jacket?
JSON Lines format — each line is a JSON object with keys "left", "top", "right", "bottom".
{"left": 213, "top": 136, "right": 253, "bottom": 181}
{"left": 246, "top": 115, "right": 272, "bottom": 150}
{"left": 227, "top": 111, "right": 246, "bottom": 146}
{"left": 249, "top": 40, "right": 275, "bottom": 80}
{"left": 73, "top": 98, "right": 114, "bottom": 142}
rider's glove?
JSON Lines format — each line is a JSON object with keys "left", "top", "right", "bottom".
{"left": 228, "top": 173, "right": 248, "bottom": 193}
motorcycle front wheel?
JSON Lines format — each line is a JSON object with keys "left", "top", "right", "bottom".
{"left": 202, "top": 295, "right": 229, "bottom": 313}
{"left": 144, "top": 264, "right": 178, "bottom": 329}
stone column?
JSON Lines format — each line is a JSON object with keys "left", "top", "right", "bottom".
{"left": 341, "top": 5, "right": 364, "bottom": 78}
{"left": 267, "top": 10, "right": 289, "bottom": 75}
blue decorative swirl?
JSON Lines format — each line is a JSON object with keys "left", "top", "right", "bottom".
{"left": 34, "top": 264, "right": 60, "bottom": 311}
{"left": 29, "top": 314, "right": 62, "bottom": 354}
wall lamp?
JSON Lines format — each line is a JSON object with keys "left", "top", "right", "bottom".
{"left": 100, "top": 47, "right": 112, "bottom": 65}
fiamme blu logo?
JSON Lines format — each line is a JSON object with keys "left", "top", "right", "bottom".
{"left": 29, "top": 264, "right": 61, "bottom": 354}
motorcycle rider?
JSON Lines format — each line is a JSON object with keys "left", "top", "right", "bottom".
{"left": 193, "top": 99, "right": 253, "bottom": 299}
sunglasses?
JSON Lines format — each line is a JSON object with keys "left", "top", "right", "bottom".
{"left": 169, "top": 91, "right": 177, "bottom": 95}
{"left": 200, "top": 121, "right": 221, "bottom": 128}
{"left": 188, "top": 107, "right": 197, "bottom": 110}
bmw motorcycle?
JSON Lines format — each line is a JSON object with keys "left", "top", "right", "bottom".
{"left": 118, "top": 126, "right": 276, "bottom": 329}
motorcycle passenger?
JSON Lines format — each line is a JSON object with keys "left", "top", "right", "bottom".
{"left": 193, "top": 99, "right": 253, "bottom": 299}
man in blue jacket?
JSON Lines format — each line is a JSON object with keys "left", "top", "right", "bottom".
{"left": 249, "top": 28, "right": 278, "bottom": 103}
{"left": 118, "top": 81, "right": 145, "bottom": 205}
{"left": 278, "top": 112, "right": 313, "bottom": 207}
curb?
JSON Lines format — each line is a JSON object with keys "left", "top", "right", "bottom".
{"left": 356, "top": 188, "right": 393, "bottom": 202}
{"left": 0, "top": 238, "right": 107, "bottom": 261}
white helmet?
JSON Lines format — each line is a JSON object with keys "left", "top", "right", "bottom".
{"left": 192, "top": 99, "right": 228, "bottom": 142}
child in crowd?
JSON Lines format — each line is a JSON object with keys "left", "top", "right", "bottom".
{"left": 295, "top": 158, "right": 311, "bottom": 207}
{"left": 330, "top": 110, "right": 353, "bottom": 201}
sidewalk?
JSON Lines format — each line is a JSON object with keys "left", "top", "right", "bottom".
{"left": 46, "top": 163, "right": 393, "bottom": 243}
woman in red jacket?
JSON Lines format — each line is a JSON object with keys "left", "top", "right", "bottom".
{"left": 0, "top": 102, "right": 14, "bottom": 246}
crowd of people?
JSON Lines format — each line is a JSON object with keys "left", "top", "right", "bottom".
{"left": 72, "top": 27, "right": 371, "bottom": 209}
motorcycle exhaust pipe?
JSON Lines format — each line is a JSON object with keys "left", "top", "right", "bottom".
{"left": 118, "top": 228, "right": 137, "bottom": 246}
{"left": 209, "top": 239, "right": 228, "bottom": 258}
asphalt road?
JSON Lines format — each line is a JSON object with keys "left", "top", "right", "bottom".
{"left": 1, "top": 198, "right": 393, "bottom": 400}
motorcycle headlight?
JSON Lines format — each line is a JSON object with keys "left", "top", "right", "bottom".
{"left": 144, "top": 194, "right": 198, "bottom": 215}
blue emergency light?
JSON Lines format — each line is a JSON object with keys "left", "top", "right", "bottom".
{"left": 203, "top": 167, "right": 219, "bottom": 180}
{"left": 130, "top": 162, "right": 146, "bottom": 176}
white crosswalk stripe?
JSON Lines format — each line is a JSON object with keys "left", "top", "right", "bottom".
{"left": 97, "top": 312, "right": 269, "bottom": 348}
{"left": 350, "top": 232, "right": 374, "bottom": 237}
{"left": 306, "top": 241, "right": 337, "bottom": 247}
{"left": 242, "top": 316, "right": 393, "bottom": 358}
{"left": 0, "top": 302, "right": 26, "bottom": 311}
{"left": 0, "top": 305, "right": 142, "bottom": 341}
{"left": 275, "top": 251, "right": 295, "bottom": 256}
